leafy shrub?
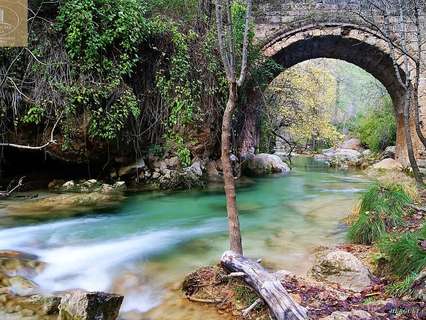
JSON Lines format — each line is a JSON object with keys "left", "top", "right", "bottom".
{"left": 351, "top": 97, "right": 396, "bottom": 152}
{"left": 379, "top": 224, "right": 426, "bottom": 277}
{"left": 348, "top": 183, "right": 412, "bottom": 244}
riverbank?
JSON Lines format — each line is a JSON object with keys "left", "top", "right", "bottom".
{"left": 183, "top": 170, "right": 426, "bottom": 319}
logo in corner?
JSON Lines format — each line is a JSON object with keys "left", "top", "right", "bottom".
{"left": 0, "top": 0, "right": 27, "bottom": 47}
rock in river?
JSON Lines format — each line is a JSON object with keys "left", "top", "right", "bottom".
{"left": 59, "top": 290, "right": 123, "bottom": 320}
{"left": 244, "top": 153, "right": 290, "bottom": 176}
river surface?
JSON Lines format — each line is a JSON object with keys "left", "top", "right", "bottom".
{"left": 0, "top": 157, "right": 370, "bottom": 319}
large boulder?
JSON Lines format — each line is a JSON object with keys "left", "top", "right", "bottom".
{"left": 339, "top": 138, "right": 362, "bottom": 151}
{"left": 244, "top": 153, "right": 290, "bottom": 176}
{"left": 372, "top": 158, "right": 403, "bottom": 171}
{"left": 310, "top": 250, "right": 372, "bottom": 292}
{"left": 58, "top": 290, "right": 123, "bottom": 320}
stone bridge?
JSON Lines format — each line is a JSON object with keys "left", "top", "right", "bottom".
{"left": 239, "top": 0, "right": 426, "bottom": 167}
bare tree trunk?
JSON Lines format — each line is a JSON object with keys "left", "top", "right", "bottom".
{"left": 403, "top": 90, "right": 423, "bottom": 185}
{"left": 221, "top": 81, "right": 243, "bottom": 254}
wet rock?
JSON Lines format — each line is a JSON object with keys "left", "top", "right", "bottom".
{"left": 339, "top": 138, "right": 362, "bottom": 151}
{"left": 310, "top": 250, "right": 372, "bottom": 292}
{"left": 23, "top": 294, "right": 62, "bottom": 315}
{"left": 8, "top": 276, "right": 39, "bottom": 296}
{"left": 100, "top": 184, "right": 114, "bottom": 193}
{"left": 58, "top": 290, "right": 123, "bottom": 320}
{"left": 372, "top": 158, "right": 403, "bottom": 171}
{"left": 321, "top": 309, "right": 371, "bottom": 319}
{"left": 112, "top": 181, "right": 127, "bottom": 192}
{"left": 61, "top": 180, "right": 76, "bottom": 192}
{"left": 411, "top": 268, "right": 426, "bottom": 301}
{"left": 6, "top": 193, "right": 124, "bottom": 217}
{"left": 0, "top": 251, "right": 43, "bottom": 278}
{"left": 244, "top": 153, "right": 290, "bottom": 176}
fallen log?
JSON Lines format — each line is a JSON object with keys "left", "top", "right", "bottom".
{"left": 221, "top": 251, "right": 308, "bottom": 320}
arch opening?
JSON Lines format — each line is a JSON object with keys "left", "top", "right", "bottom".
{"left": 260, "top": 28, "right": 412, "bottom": 164}
{"left": 261, "top": 58, "right": 395, "bottom": 158}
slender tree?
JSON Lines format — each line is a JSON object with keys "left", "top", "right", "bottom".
{"left": 214, "top": 0, "right": 252, "bottom": 255}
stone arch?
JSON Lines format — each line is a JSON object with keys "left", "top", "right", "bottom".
{"left": 259, "top": 24, "right": 415, "bottom": 164}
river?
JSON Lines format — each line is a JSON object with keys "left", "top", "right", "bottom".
{"left": 0, "top": 157, "right": 370, "bottom": 319}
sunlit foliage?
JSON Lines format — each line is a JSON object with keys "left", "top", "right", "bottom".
{"left": 264, "top": 63, "right": 343, "bottom": 150}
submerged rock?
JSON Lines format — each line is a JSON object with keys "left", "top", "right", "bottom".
{"left": 58, "top": 290, "right": 123, "bottom": 320}
{"left": 6, "top": 192, "right": 124, "bottom": 217}
{"left": 310, "top": 250, "right": 372, "bottom": 292}
{"left": 8, "top": 276, "right": 39, "bottom": 296}
{"left": 244, "top": 153, "right": 290, "bottom": 176}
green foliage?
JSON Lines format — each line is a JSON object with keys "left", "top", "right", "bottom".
{"left": 348, "top": 183, "right": 412, "bottom": 244}
{"left": 57, "top": 0, "right": 149, "bottom": 76}
{"left": 379, "top": 224, "right": 426, "bottom": 278}
{"left": 88, "top": 87, "right": 139, "bottom": 140}
{"left": 264, "top": 63, "right": 343, "bottom": 149}
{"left": 155, "top": 21, "right": 200, "bottom": 165}
{"left": 350, "top": 97, "right": 396, "bottom": 152}
{"left": 234, "top": 284, "right": 259, "bottom": 306}
{"left": 22, "top": 105, "right": 45, "bottom": 125}
{"left": 56, "top": 0, "right": 148, "bottom": 144}
{"left": 146, "top": 0, "right": 198, "bottom": 21}
{"left": 166, "top": 132, "right": 191, "bottom": 167}
{"left": 386, "top": 273, "right": 417, "bottom": 297}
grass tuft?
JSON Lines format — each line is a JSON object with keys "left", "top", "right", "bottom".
{"left": 385, "top": 273, "right": 417, "bottom": 297}
{"left": 378, "top": 224, "right": 426, "bottom": 278}
{"left": 348, "top": 183, "right": 413, "bottom": 244}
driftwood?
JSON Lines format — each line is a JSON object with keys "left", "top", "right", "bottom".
{"left": 221, "top": 251, "right": 308, "bottom": 320}
{"left": 242, "top": 298, "right": 262, "bottom": 318}
{"left": 0, "top": 177, "right": 25, "bottom": 199}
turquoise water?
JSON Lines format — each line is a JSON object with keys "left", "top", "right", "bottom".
{"left": 0, "top": 157, "right": 370, "bottom": 317}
